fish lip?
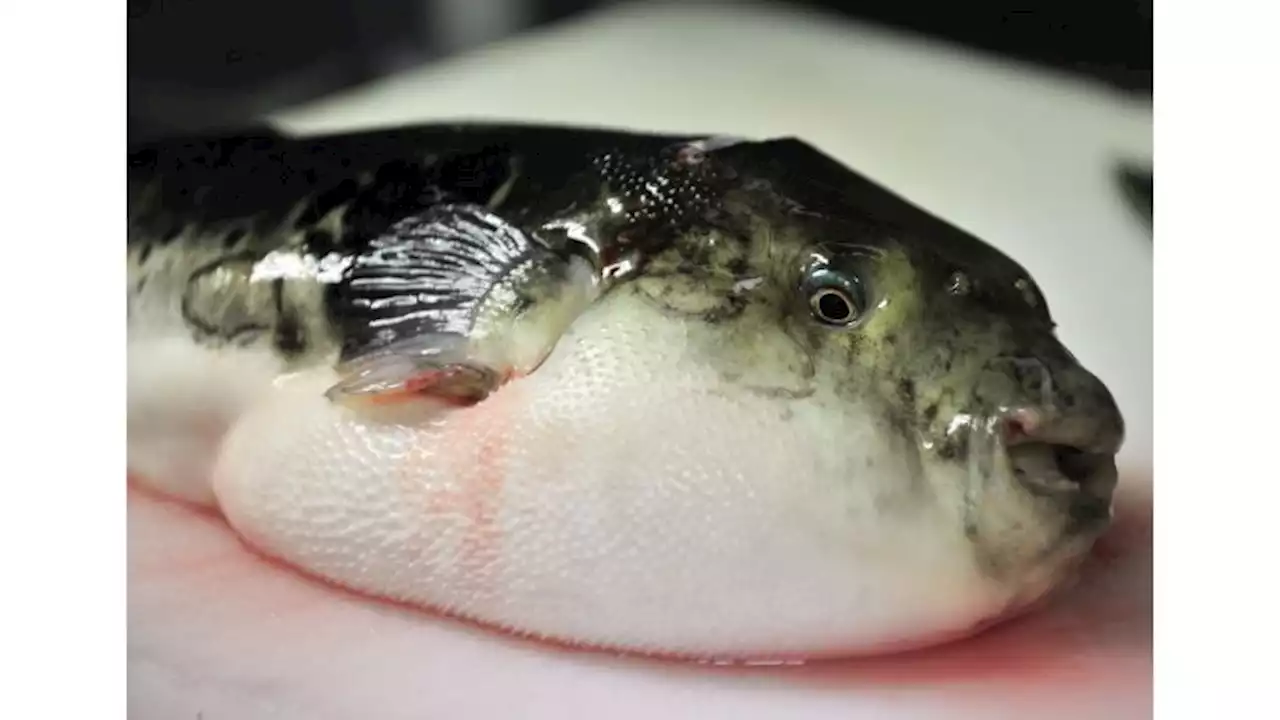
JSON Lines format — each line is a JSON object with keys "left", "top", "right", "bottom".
{"left": 1004, "top": 436, "right": 1120, "bottom": 547}
{"left": 955, "top": 417, "right": 1118, "bottom": 573}
{"left": 1007, "top": 435, "right": 1119, "bottom": 493}
{"left": 1001, "top": 402, "right": 1124, "bottom": 497}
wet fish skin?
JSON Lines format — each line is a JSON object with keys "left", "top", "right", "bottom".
{"left": 128, "top": 123, "right": 723, "bottom": 369}
{"left": 128, "top": 121, "right": 1125, "bottom": 659}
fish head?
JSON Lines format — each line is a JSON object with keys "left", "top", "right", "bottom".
{"left": 609, "top": 136, "right": 1126, "bottom": 613}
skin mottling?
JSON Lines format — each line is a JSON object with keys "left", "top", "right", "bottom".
{"left": 129, "top": 217, "right": 346, "bottom": 374}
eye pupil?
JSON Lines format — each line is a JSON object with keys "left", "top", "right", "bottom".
{"left": 802, "top": 263, "right": 867, "bottom": 327}
{"left": 813, "top": 289, "right": 854, "bottom": 324}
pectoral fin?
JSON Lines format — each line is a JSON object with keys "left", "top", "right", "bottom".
{"left": 326, "top": 203, "right": 598, "bottom": 409}
{"left": 325, "top": 333, "right": 510, "bottom": 407}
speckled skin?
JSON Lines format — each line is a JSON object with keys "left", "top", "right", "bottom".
{"left": 127, "top": 124, "right": 719, "bottom": 368}
{"left": 128, "top": 121, "right": 1123, "bottom": 599}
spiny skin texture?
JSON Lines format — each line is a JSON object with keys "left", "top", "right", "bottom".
{"left": 128, "top": 121, "right": 1125, "bottom": 660}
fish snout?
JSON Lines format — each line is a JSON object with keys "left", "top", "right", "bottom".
{"left": 993, "top": 360, "right": 1124, "bottom": 530}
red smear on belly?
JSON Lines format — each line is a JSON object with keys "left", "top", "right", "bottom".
{"left": 393, "top": 383, "right": 520, "bottom": 597}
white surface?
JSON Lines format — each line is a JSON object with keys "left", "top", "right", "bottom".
{"left": 129, "top": 2, "right": 1152, "bottom": 719}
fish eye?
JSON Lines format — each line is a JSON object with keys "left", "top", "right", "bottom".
{"left": 811, "top": 287, "right": 856, "bottom": 324}
{"left": 803, "top": 268, "right": 867, "bottom": 327}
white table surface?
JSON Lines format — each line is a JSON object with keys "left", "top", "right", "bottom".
{"left": 129, "top": 2, "right": 1153, "bottom": 718}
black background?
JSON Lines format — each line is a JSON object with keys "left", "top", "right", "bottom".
{"left": 128, "top": 0, "right": 1151, "bottom": 144}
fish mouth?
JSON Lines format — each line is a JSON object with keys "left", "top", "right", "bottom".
{"left": 1006, "top": 437, "right": 1120, "bottom": 532}
{"left": 959, "top": 406, "right": 1122, "bottom": 539}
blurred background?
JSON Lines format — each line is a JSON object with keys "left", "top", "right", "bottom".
{"left": 127, "top": 0, "right": 1151, "bottom": 144}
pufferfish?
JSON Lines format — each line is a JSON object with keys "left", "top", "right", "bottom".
{"left": 126, "top": 122, "right": 1124, "bottom": 661}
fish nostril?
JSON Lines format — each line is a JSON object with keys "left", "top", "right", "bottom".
{"left": 1000, "top": 407, "right": 1043, "bottom": 445}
